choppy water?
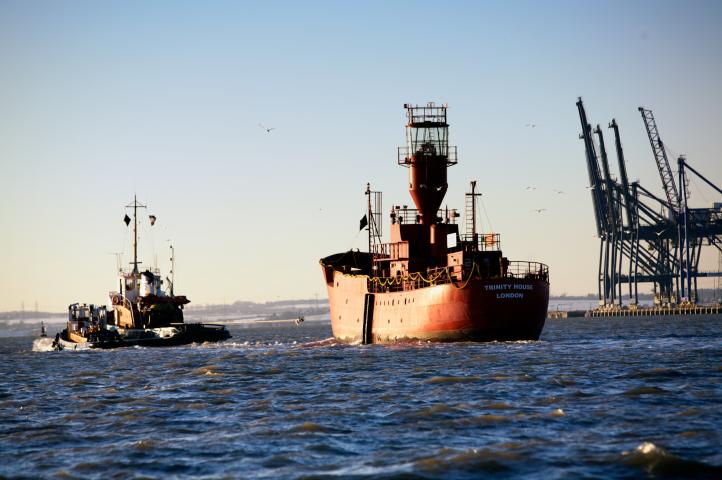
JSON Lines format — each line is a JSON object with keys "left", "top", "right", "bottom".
{"left": 2, "top": 315, "right": 721, "bottom": 479}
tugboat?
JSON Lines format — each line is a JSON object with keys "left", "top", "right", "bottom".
{"left": 57, "top": 197, "right": 230, "bottom": 349}
{"left": 320, "top": 103, "right": 550, "bottom": 343}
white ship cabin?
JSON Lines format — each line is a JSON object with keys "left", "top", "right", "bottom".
{"left": 110, "top": 269, "right": 166, "bottom": 307}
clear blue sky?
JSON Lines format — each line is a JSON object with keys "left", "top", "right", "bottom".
{"left": 2, "top": 0, "right": 722, "bottom": 311}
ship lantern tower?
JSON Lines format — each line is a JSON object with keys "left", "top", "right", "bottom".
{"left": 398, "top": 102, "right": 458, "bottom": 225}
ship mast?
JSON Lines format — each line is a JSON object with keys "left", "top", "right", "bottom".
{"left": 465, "top": 180, "right": 482, "bottom": 248}
{"left": 366, "top": 183, "right": 372, "bottom": 256}
{"left": 365, "top": 183, "right": 382, "bottom": 251}
{"left": 169, "top": 244, "right": 175, "bottom": 296}
{"left": 471, "top": 180, "right": 477, "bottom": 236}
{"left": 126, "top": 195, "right": 146, "bottom": 274}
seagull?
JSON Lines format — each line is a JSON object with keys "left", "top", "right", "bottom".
{"left": 531, "top": 208, "right": 547, "bottom": 213}
{"left": 525, "top": 186, "right": 536, "bottom": 191}
{"left": 553, "top": 189, "right": 566, "bottom": 194}
{"left": 258, "top": 123, "right": 276, "bottom": 133}
{"left": 525, "top": 123, "right": 537, "bottom": 128}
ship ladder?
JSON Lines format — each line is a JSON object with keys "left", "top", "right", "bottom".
{"left": 362, "top": 293, "right": 375, "bottom": 345}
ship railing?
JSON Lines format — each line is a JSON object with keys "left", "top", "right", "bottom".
{"left": 406, "top": 104, "right": 448, "bottom": 124}
{"left": 397, "top": 146, "right": 458, "bottom": 166}
{"left": 460, "top": 233, "right": 500, "bottom": 251}
{"left": 504, "top": 261, "right": 549, "bottom": 282}
{"left": 391, "top": 207, "right": 460, "bottom": 225}
{"left": 367, "top": 265, "right": 463, "bottom": 293}
{"left": 367, "top": 260, "right": 550, "bottom": 293}
{"left": 370, "top": 241, "right": 409, "bottom": 259}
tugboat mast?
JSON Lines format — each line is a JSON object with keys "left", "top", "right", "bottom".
{"left": 169, "top": 244, "right": 175, "bottom": 296}
{"left": 126, "top": 195, "right": 146, "bottom": 274}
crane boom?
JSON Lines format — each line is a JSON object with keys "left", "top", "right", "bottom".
{"left": 609, "top": 119, "right": 635, "bottom": 228}
{"left": 577, "top": 98, "right": 607, "bottom": 237}
{"left": 638, "top": 107, "right": 680, "bottom": 212}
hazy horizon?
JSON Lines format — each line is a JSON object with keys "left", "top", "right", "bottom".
{"left": 2, "top": 0, "right": 722, "bottom": 311}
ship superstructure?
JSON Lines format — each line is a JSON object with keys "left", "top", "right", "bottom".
{"left": 320, "top": 103, "right": 550, "bottom": 343}
{"left": 109, "top": 197, "right": 190, "bottom": 330}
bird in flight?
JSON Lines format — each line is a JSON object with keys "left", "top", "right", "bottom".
{"left": 525, "top": 123, "right": 537, "bottom": 128}
{"left": 525, "top": 186, "right": 536, "bottom": 191}
{"left": 258, "top": 123, "right": 276, "bottom": 133}
{"left": 553, "top": 189, "right": 565, "bottom": 194}
{"left": 531, "top": 208, "right": 547, "bottom": 213}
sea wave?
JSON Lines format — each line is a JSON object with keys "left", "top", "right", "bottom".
{"left": 622, "top": 442, "right": 722, "bottom": 478}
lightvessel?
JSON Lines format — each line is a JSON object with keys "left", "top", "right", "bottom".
{"left": 320, "top": 103, "right": 549, "bottom": 343}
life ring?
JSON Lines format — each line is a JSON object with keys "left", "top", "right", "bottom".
{"left": 112, "top": 294, "right": 121, "bottom": 305}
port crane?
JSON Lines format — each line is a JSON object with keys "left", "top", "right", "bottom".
{"left": 576, "top": 98, "right": 722, "bottom": 307}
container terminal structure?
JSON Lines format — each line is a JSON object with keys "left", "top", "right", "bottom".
{"left": 576, "top": 98, "right": 722, "bottom": 311}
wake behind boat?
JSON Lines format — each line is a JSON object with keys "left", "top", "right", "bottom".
{"left": 56, "top": 196, "right": 230, "bottom": 349}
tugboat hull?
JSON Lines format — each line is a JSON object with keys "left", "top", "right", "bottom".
{"left": 58, "top": 323, "right": 230, "bottom": 349}
{"left": 325, "top": 268, "right": 549, "bottom": 343}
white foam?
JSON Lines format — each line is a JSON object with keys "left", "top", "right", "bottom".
{"left": 32, "top": 338, "right": 55, "bottom": 352}
{"left": 637, "top": 442, "right": 663, "bottom": 455}
{"left": 623, "top": 441, "right": 668, "bottom": 458}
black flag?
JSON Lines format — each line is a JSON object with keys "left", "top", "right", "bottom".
{"left": 359, "top": 214, "right": 368, "bottom": 231}
{"left": 123, "top": 214, "right": 131, "bottom": 226}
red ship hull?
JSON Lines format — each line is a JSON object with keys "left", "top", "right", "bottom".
{"left": 323, "top": 263, "right": 549, "bottom": 343}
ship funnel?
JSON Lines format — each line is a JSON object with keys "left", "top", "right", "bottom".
{"left": 398, "top": 103, "right": 457, "bottom": 224}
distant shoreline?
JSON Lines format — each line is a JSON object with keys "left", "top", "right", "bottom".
{"left": 6, "top": 290, "right": 722, "bottom": 319}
